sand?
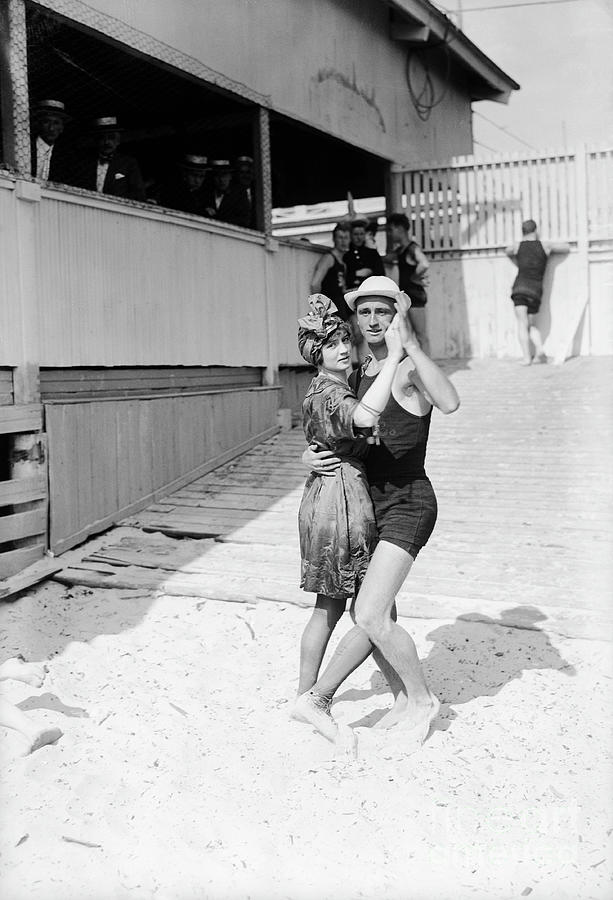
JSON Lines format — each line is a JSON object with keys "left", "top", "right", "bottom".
{"left": 1, "top": 571, "right": 611, "bottom": 900}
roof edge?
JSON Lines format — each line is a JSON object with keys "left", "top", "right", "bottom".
{"left": 387, "top": 0, "right": 520, "bottom": 102}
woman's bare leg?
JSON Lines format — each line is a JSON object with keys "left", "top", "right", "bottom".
{"left": 295, "top": 594, "right": 346, "bottom": 696}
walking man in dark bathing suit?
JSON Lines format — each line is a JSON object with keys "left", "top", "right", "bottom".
{"left": 505, "top": 219, "right": 569, "bottom": 365}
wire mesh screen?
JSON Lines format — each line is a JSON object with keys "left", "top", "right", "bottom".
{"left": 5, "top": 3, "right": 261, "bottom": 228}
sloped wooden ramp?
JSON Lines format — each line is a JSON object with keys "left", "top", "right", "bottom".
{"left": 54, "top": 358, "right": 613, "bottom": 642}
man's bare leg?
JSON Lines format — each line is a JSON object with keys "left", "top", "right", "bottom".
{"left": 528, "top": 313, "right": 546, "bottom": 362}
{"left": 371, "top": 603, "right": 404, "bottom": 702}
{"left": 352, "top": 542, "right": 438, "bottom": 735}
{"left": 408, "top": 307, "right": 429, "bottom": 356}
{"left": 514, "top": 305, "right": 532, "bottom": 364}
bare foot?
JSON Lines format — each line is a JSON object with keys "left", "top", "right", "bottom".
{"left": 26, "top": 725, "right": 63, "bottom": 755}
{"left": 0, "top": 658, "right": 47, "bottom": 687}
{"left": 533, "top": 352, "right": 548, "bottom": 364}
{"left": 379, "top": 692, "right": 440, "bottom": 744}
{"left": 373, "top": 693, "right": 409, "bottom": 729}
{"left": 290, "top": 691, "right": 339, "bottom": 742}
{"left": 519, "top": 359, "right": 532, "bottom": 367}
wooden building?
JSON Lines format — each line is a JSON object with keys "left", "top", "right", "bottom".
{"left": 0, "top": 0, "right": 518, "bottom": 576}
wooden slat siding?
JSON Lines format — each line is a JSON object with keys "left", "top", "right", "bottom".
{"left": 0, "top": 507, "right": 47, "bottom": 543}
{"left": 39, "top": 367, "right": 262, "bottom": 398}
{"left": 0, "top": 405, "right": 42, "bottom": 435}
{"left": 396, "top": 149, "right": 610, "bottom": 254}
{"left": 273, "top": 238, "right": 325, "bottom": 367}
{"left": 456, "top": 165, "right": 468, "bottom": 248}
{"left": 46, "top": 387, "right": 280, "bottom": 553}
{"left": 0, "top": 477, "right": 47, "bottom": 507}
{"left": 431, "top": 170, "right": 442, "bottom": 250}
{"left": 34, "top": 194, "right": 268, "bottom": 367}
{"left": 0, "top": 544, "right": 46, "bottom": 580}
{"left": 588, "top": 150, "right": 613, "bottom": 240}
{"left": 0, "top": 185, "right": 23, "bottom": 366}
{"left": 438, "top": 169, "right": 448, "bottom": 250}
{"left": 0, "top": 370, "right": 13, "bottom": 406}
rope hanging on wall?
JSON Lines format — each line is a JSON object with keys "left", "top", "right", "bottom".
{"left": 405, "top": 25, "right": 452, "bottom": 122}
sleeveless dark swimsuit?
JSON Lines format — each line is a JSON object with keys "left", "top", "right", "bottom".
{"left": 511, "top": 240, "right": 548, "bottom": 314}
{"left": 352, "top": 367, "right": 438, "bottom": 557}
{"left": 397, "top": 241, "right": 428, "bottom": 308}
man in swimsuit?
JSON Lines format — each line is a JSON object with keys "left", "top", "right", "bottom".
{"left": 293, "top": 275, "right": 460, "bottom": 744}
{"left": 385, "top": 213, "right": 430, "bottom": 354}
{"left": 505, "top": 219, "right": 569, "bottom": 365}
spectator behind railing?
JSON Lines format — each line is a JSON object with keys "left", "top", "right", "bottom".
{"left": 157, "top": 153, "right": 209, "bottom": 215}
{"left": 204, "top": 159, "right": 250, "bottom": 228}
{"left": 344, "top": 218, "right": 384, "bottom": 290}
{"left": 233, "top": 154, "right": 256, "bottom": 228}
{"left": 30, "top": 99, "right": 75, "bottom": 184}
{"left": 365, "top": 217, "right": 379, "bottom": 250}
{"left": 310, "top": 222, "right": 351, "bottom": 321}
{"left": 71, "top": 116, "right": 146, "bottom": 202}
{"left": 384, "top": 212, "right": 430, "bottom": 354}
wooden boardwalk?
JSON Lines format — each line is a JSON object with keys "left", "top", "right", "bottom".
{"left": 57, "top": 356, "right": 613, "bottom": 641}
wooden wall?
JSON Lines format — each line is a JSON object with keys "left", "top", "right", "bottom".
{"left": 31, "top": 190, "right": 269, "bottom": 367}
{"left": 0, "top": 400, "right": 47, "bottom": 579}
{"left": 424, "top": 251, "right": 588, "bottom": 360}
{"left": 45, "top": 387, "right": 280, "bottom": 554}
{"left": 38, "top": 0, "right": 474, "bottom": 166}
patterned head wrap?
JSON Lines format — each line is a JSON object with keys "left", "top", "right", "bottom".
{"left": 297, "top": 294, "right": 348, "bottom": 366}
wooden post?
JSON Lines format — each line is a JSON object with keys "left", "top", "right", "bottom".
{"left": 253, "top": 105, "right": 272, "bottom": 236}
{"left": 385, "top": 165, "right": 404, "bottom": 253}
{"left": 13, "top": 179, "right": 42, "bottom": 404}
{"left": 0, "top": 0, "right": 31, "bottom": 174}
{"left": 254, "top": 105, "right": 278, "bottom": 386}
{"left": 553, "top": 144, "right": 590, "bottom": 364}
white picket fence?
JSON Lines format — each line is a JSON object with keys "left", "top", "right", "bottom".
{"left": 391, "top": 145, "right": 613, "bottom": 254}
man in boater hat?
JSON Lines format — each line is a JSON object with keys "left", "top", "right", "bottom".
{"left": 72, "top": 116, "right": 146, "bottom": 202}
{"left": 293, "top": 275, "right": 460, "bottom": 746}
{"left": 30, "top": 99, "right": 74, "bottom": 184}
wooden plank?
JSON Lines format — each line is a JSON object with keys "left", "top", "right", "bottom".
{"left": 0, "top": 556, "right": 63, "bottom": 599}
{"left": 0, "top": 405, "right": 42, "bottom": 434}
{"left": 431, "top": 169, "right": 442, "bottom": 250}
{"left": 40, "top": 369, "right": 261, "bottom": 394}
{"left": 49, "top": 421, "right": 280, "bottom": 555}
{"left": 0, "top": 506, "right": 47, "bottom": 543}
{"left": 0, "top": 543, "right": 45, "bottom": 580}
{"left": 52, "top": 567, "right": 257, "bottom": 602}
{"left": 0, "top": 476, "right": 47, "bottom": 507}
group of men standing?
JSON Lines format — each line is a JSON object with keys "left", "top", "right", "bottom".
{"left": 310, "top": 213, "right": 432, "bottom": 353}
{"left": 30, "top": 98, "right": 255, "bottom": 228}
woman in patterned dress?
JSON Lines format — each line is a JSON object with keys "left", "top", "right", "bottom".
{"left": 291, "top": 294, "right": 403, "bottom": 732}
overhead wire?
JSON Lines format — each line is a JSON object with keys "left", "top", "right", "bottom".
{"left": 459, "top": 0, "right": 581, "bottom": 10}
{"left": 473, "top": 110, "right": 537, "bottom": 150}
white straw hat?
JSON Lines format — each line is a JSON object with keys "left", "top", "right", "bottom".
{"left": 344, "top": 275, "right": 400, "bottom": 311}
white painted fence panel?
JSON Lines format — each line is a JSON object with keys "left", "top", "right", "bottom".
{"left": 34, "top": 190, "right": 269, "bottom": 367}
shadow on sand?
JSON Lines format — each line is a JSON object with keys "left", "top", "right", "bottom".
{"left": 338, "top": 606, "right": 576, "bottom": 732}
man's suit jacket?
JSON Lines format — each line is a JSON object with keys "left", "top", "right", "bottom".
{"left": 204, "top": 184, "right": 251, "bottom": 229}
{"left": 30, "top": 135, "right": 76, "bottom": 184}
{"left": 72, "top": 152, "right": 146, "bottom": 202}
